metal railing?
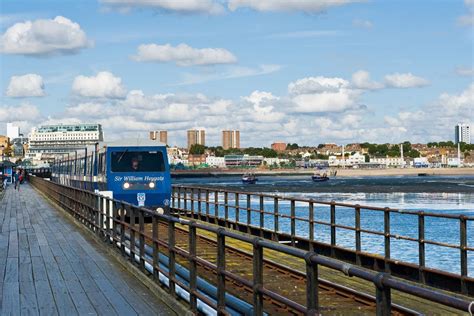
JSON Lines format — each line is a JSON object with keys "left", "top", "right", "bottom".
{"left": 171, "top": 185, "right": 474, "bottom": 294}
{"left": 29, "top": 177, "right": 474, "bottom": 315}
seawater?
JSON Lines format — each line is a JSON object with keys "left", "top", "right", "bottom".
{"left": 174, "top": 175, "right": 474, "bottom": 276}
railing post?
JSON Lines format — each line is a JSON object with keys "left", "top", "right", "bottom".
{"left": 168, "top": 220, "right": 176, "bottom": 298}
{"left": 460, "top": 216, "right": 468, "bottom": 294}
{"left": 184, "top": 188, "right": 188, "bottom": 213}
{"left": 259, "top": 195, "right": 264, "bottom": 237}
{"left": 253, "top": 238, "right": 263, "bottom": 315}
{"left": 384, "top": 208, "right": 391, "bottom": 273}
{"left": 305, "top": 253, "right": 319, "bottom": 315}
{"left": 130, "top": 207, "right": 136, "bottom": 264}
{"left": 418, "top": 212, "right": 425, "bottom": 284}
{"left": 247, "top": 194, "right": 251, "bottom": 234}
{"left": 152, "top": 215, "right": 159, "bottom": 281}
{"left": 330, "top": 201, "right": 336, "bottom": 257}
{"left": 274, "top": 197, "right": 279, "bottom": 241}
{"left": 120, "top": 202, "right": 126, "bottom": 255}
{"left": 191, "top": 188, "right": 195, "bottom": 217}
{"left": 189, "top": 221, "right": 198, "bottom": 313}
{"left": 217, "top": 228, "right": 226, "bottom": 314}
{"left": 290, "top": 199, "right": 296, "bottom": 246}
{"left": 177, "top": 187, "right": 181, "bottom": 213}
{"left": 139, "top": 210, "right": 145, "bottom": 270}
{"left": 355, "top": 205, "right": 361, "bottom": 266}
{"left": 205, "top": 190, "right": 210, "bottom": 220}
{"left": 309, "top": 201, "right": 314, "bottom": 252}
{"left": 197, "top": 188, "right": 202, "bottom": 221}
{"left": 235, "top": 192, "right": 240, "bottom": 224}
{"left": 214, "top": 191, "right": 219, "bottom": 218}
{"left": 171, "top": 186, "right": 176, "bottom": 209}
{"left": 374, "top": 273, "right": 391, "bottom": 316}
{"left": 224, "top": 191, "right": 229, "bottom": 226}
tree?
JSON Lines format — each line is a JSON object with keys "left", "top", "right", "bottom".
{"left": 189, "top": 144, "right": 205, "bottom": 155}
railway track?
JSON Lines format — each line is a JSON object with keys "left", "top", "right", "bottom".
{"left": 144, "top": 222, "right": 415, "bottom": 315}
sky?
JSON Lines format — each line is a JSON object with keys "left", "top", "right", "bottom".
{"left": 0, "top": 0, "right": 473, "bottom": 147}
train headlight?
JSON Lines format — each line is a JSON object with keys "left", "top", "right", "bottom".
{"left": 156, "top": 207, "right": 164, "bottom": 214}
{"left": 149, "top": 182, "right": 155, "bottom": 189}
{"left": 123, "top": 182, "right": 130, "bottom": 189}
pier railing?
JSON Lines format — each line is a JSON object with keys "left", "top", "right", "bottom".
{"left": 171, "top": 185, "right": 474, "bottom": 295}
{"left": 29, "top": 177, "right": 474, "bottom": 315}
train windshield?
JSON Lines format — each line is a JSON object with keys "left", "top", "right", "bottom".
{"left": 111, "top": 151, "right": 165, "bottom": 172}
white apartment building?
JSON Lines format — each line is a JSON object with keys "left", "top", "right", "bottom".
{"left": 455, "top": 123, "right": 471, "bottom": 144}
{"left": 26, "top": 123, "right": 104, "bottom": 160}
{"left": 206, "top": 156, "right": 226, "bottom": 168}
{"left": 6, "top": 123, "right": 20, "bottom": 140}
{"left": 370, "top": 156, "right": 404, "bottom": 167}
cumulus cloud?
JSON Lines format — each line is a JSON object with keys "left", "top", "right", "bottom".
{"left": 0, "top": 16, "right": 91, "bottom": 56}
{"left": 437, "top": 83, "right": 474, "bottom": 116}
{"left": 6, "top": 74, "right": 45, "bottom": 97}
{"left": 0, "top": 103, "right": 41, "bottom": 122}
{"left": 72, "top": 71, "right": 127, "bottom": 99}
{"left": 458, "top": 0, "right": 474, "bottom": 26}
{"left": 228, "top": 0, "right": 364, "bottom": 12}
{"left": 352, "top": 19, "right": 373, "bottom": 29}
{"left": 456, "top": 66, "right": 474, "bottom": 77}
{"left": 242, "top": 91, "right": 285, "bottom": 123}
{"left": 288, "top": 76, "right": 362, "bottom": 113}
{"left": 132, "top": 43, "right": 237, "bottom": 66}
{"left": 351, "top": 70, "right": 384, "bottom": 90}
{"left": 100, "top": 0, "right": 224, "bottom": 14}
{"left": 384, "top": 72, "right": 430, "bottom": 88}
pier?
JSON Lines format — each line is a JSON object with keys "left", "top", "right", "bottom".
{"left": 1, "top": 177, "right": 473, "bottom": 315}
{"left": 0, "top": 184, "right": 177, "bottom": 315}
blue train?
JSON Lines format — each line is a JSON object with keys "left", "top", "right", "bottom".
{"left": 51, "top": 139, "right": 171, "bottom": 213}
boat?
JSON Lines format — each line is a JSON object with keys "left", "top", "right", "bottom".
{"left": 312, "top": 172, "right": 329, "bottom": 182}
{"left": 242, "top": 173, "right": 258, "bottom": 184}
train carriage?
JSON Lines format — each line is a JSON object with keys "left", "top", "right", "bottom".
{"left": 51, "top": 139, "right": 171, "bottom": 214}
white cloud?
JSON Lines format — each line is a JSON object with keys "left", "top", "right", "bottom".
{"left": 6, "top": 74, "right": 45, "bottom": 97}
{"left": 288, "top": 76, "right": 361, "bottom": 113}
{"left": 456, "top": 66, "right": 474, "bottom": 77}
{"left": 132, "top": 43, "right": 237, "bottom": 66}
{"left": 352, "top": 19, "right": 373, "bottom": 29}
{"left": 384, "top": 72, "right": 430, "bottom": 88}
{"left": 458, "top": 0, "right": 474, "bottom": 26}
{"left": 72, "top": 71, "right": 127, "bottom": 99}
{"left": 228, "top": 0, "right": 364, "bottom": 12}
{"left": 351, "top": 70, "right": 384, "bottom": 90}
{"left": 0, "top": 103, "right": 41, "bottom": 122}
{"left": 242, "top": 90, "right": 285, "bottom": 123}
{"left": 438, "top": 83, "right": 474, "bottom": 116}
{"left": 177, "top": 64, "right": 281, "bottom": 85}
{"left": 100, "top": 0, "right": 224, "bottom": 14}
{"left": 0, "top": 16, "right": 91, "bottom": 56}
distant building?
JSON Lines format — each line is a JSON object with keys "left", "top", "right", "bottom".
{"left": 206, "top": 156, "right": 226, "bottom": 168}
{"left": 222, "top": 130, "right": 240, "bottom": 149}
{"left": 188, "top": 154, "right": 207, "bottom": 166}
{"left": 370, "top": 156, "right": 404, "bottom": 167}
{"left": 455, "top": 123, "right": 471, "bottom": 144}
{"left": 149, "top": 130, "right": 168, "bottom": 145}
{"left": 0, "top": 135, "right": 9, "bottom": 157}
{"left": 11, "top": 136, "right": 28, "bottom": 157}
{"left": 26, "top": 123, "right": 104, "bottom": 161}
{"left": 187, "top": 129, "right": 205, "bottom": 149}
{"left": 6, "top": 123, "right": 19, "bottom": 140}
{"left": 271, "top": 142, "right": 286, "bottom": 152}
{"left": 224, "top": 155, "right": 263, "bottom": 168}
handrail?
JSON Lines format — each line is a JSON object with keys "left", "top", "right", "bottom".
{"left": 29, "top": 176, "right": 474, "bottom": 315}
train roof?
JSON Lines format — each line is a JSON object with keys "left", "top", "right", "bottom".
{"left": 100, "top": 138, "right": 167, "bottom": 148}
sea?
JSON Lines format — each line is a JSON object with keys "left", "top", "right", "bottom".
{"left": 174, "top": 175, "right": 474, "bottom": 276}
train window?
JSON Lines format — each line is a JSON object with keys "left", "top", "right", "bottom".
{"left": 111, "top": 151, "right": 165, "bottom": 172}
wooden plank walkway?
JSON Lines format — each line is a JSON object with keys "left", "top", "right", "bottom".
{"left": 0, "top": 184, "right": 177, "bottom": 316}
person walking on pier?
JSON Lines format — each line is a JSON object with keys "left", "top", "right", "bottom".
{"left": 14, "top": 169, "right": 21, "bottom": 191}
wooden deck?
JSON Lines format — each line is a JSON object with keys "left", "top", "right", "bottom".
{"left": 0, "top": 184, "right": 177, "bottom": 316}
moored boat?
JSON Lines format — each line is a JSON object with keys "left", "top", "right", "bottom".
{"left": 312, "top": 172, "right": 329, "bottom": 182}
{"left": 242, "top": 173, "right": 258, "bottom": 184}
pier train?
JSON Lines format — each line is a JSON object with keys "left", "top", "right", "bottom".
{"left": 50, "top": 139, "right": 172, "bottom": 214}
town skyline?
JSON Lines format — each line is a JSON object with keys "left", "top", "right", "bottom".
{"left": 1, "top": 0, "right": 473, "bottom": 147}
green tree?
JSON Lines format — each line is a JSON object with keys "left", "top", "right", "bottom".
{"left": 189, "top": 144, "right": 205, "bottom": 155}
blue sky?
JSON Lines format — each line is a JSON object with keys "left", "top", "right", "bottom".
{"left": 1, "top": 0, "right": 473, "bottom": 147}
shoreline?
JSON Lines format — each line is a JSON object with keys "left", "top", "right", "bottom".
{"left": 172, "top": 167, "right": 474, "bottom": 178}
